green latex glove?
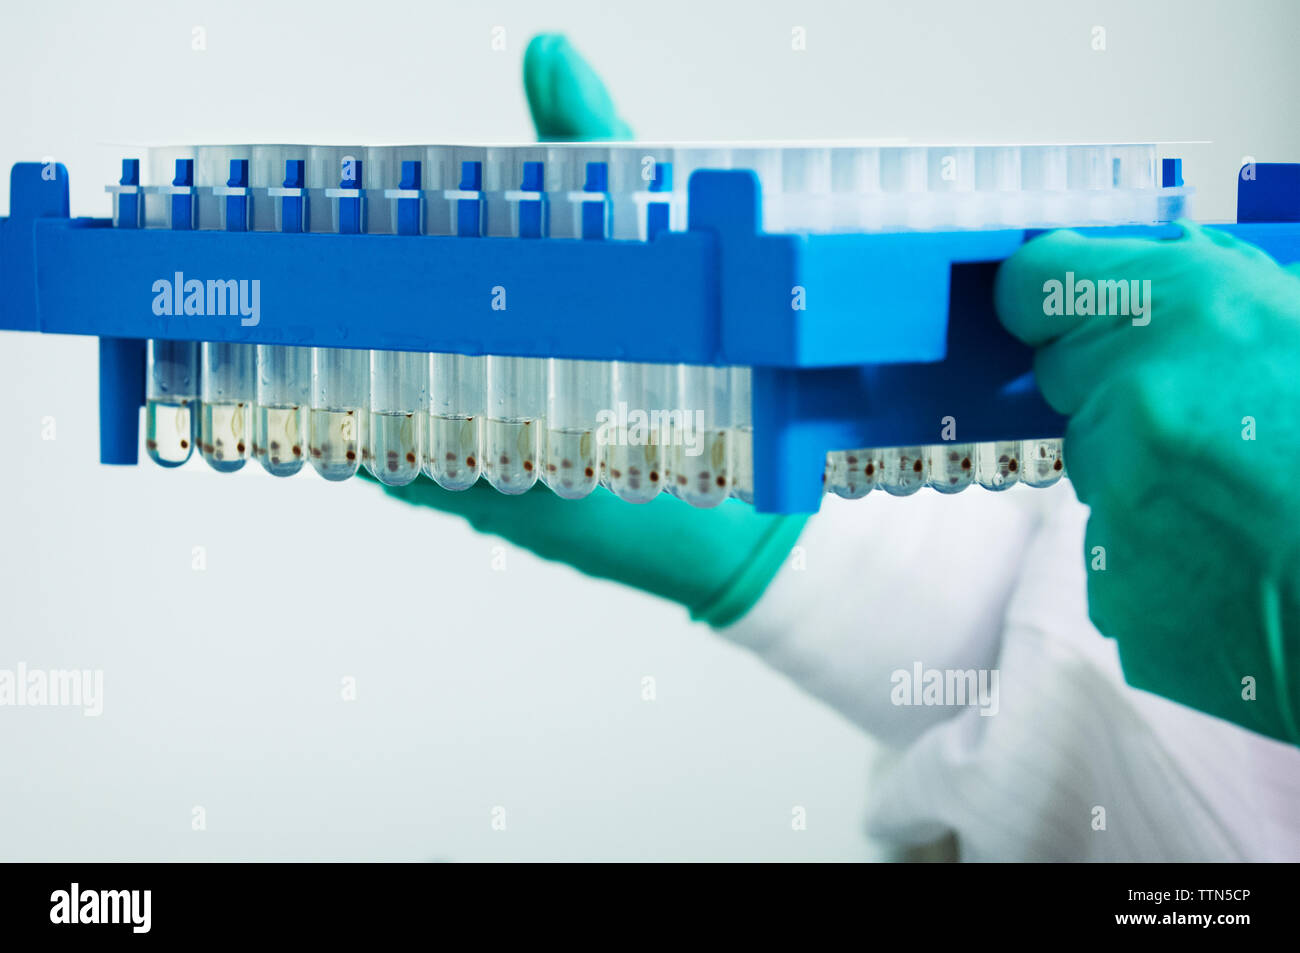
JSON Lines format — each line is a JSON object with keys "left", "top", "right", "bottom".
{"left": 366, "top": 33, "right": 807, "bottom": 628}
{"left": 996, "top": 222, "right": 1300, "bottom": 744}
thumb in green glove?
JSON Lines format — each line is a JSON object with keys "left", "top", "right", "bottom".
{"left": 996, "top": 222, "right": 1300, "bottom": 744}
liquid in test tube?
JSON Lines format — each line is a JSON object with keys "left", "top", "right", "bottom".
{"left": 1021, "top": 438, "right": 1065, "bottom": 488}
{"left": 198, "top": 159, "right": 256, "bottom": 472}
{"left": 880, "top": 445, "right": 929, "bottom": 496}
{"left": 928, "top": 443, "right": 976, "bottom": 494}
{"left": 426, "top": 353, "right": 484, "bottom": 490}
{"left": 827, "top": 449, "right": 883, "bottom": 499}
{"left": 255, "top": 158, "right": 310, "bottom": 477}
{"left": 730, "top": 366, "right": 754, "bottom": 503}
{"left": 671, "top": 364, "right": 732, "bottom": 508}
{"left": 547, "top": 358, "right": 604, "bottom": 500}
{"left": 605, "top": 361, "right": 670, "bottom": 503}
{"left": 369, "top": 349, "right": 425, "bottom": 486}
{"left": 486, "top": 356, "right": 545, "bottom": 494}
{"left": 309, "top": 157, "right": 368, "bottom": 481}
{"left": 142, "top": 159, "right": 200, "bottom": 467}
{"left": 976, "top": 441, "right": 1021, "bottom": 491}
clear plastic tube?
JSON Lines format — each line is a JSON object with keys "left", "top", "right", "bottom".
{"left": 671, "top": 364, "right": 732, "bottom": 508}
{"left": 604, "top": 361, "right": 671, "bottom": 503}
{"left": 310, "top": 347, "right": 367, "bottom": 481}
{"left": 826, "top": 449, "right": 882, "bottom": 499}
{"left": 976, "top": 441, "right": 1022, "bottom": 491}
{"left": 199, "top": 342, "right": 253, "bottom": 472}
{"left": 880, "top": 445, "right": 929, "bottom": 496}
{"left": 366, "top": 147, "right": 427, "bottom": 486}
{"left": 254, "top": 150, "right": 310, "bottom": 476}
{"left": 730, "top": 366, "right": 754, "bottom": 503}
{"left": 198, "top": 151, "right": 257, "bottom": 473}
{"left": 928, "top": 443, "right": 976, "bottom": 494}
{"left": 145, "top": 340, "right": 199, "bottom": 467}
{"left": 309, "top": 150, "right": 368, "bottom": 481}
{"left": 369, "top": 350, "right": 426, "bottom": 486}
{"left": 546, "top": 358, "right": 605, "bottom": 500}
{"left": 144, "top": 156, "right": 200, "bottom": 468}
{"left": 255, "top": 344, "right": 309, "bottom": 476}
{"left": 485, "top": 355, "right": 545, "bottom": 494}
{"left": 426, "top": 353, "right": 484, "bottom": 490}
{"left": 1021, "top": 438, "right": 1065, "bottom": 488}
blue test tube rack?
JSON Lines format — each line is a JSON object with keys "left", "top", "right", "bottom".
{"left": 2, "top": 157, "right": 1299, "bottom": 513}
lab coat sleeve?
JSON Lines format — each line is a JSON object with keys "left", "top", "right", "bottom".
{"left": 861, "top": 487, "right": 1300, "bottom": 861}
{"left": 720, "top": 485, "right": 1046, "bottom": 749}
{"left": 723, "top": 482, "right": 1300, "bottom": 860}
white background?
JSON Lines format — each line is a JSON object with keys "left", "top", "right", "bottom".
{"left": 1, "top": 0, "right": 1297, "bottom": 860}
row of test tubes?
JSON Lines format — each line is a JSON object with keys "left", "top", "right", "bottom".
{"left": 113, "top": 142, "right": 1177, "bottom": 506}
{"left": 113, "top": 145, "right": 754, "bottom": 507}
{"left": 824, "top": 440, "right": 1064, "bottom": 498}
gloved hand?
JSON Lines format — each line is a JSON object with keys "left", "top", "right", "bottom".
{"left": 365, "top": 34, "right": 807, "bottom": 628}
{"left": 995, "top": 222, "right": 1300, "bottom": 744}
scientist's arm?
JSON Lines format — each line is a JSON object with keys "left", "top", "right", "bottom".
{"left": 995, "top": 225, "right": 1300, "bottom": 744}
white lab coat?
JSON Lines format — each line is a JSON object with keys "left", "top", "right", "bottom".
{"left": 723, "top": 482, "right": 1300, "bottom": 861}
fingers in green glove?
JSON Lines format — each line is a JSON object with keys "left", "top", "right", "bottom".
{"left": 524, "top": 33, "right": 634, "bottom": 141}
{"left": 995, "top": 220, "right": 1300, "bottom": 744}
{"left": 364, "top": 471, "right": 806, "bottom": 628}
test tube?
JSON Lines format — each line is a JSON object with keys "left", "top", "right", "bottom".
{"left": 928, "top": 443, "right": 976, "bottom": 494}
{"left": 427, "top": 353, "right": 484, "bottom": 490}
{"left": 369, "top": 348, "right": 425, "bottom": 486}
{"left": 826, "top": 449, "right": 883, "bottom": 499}
{"left": 486, "top": 355, "right": 545, "bottom": 495}
{"left": 880, "top": 445, "right": 929, "bottom": 496}
{"left": 130, "top": 158, "right": 199, "bottom": 467}
{"left": 198, "top": 158, "right": 255, "bottom": 472}
{"left": 309, "top": 156, "right": 368, "bottom": 481}
{"left": 369, "top": 155, "right": 426, "bottom": 486}
{"left": 1021, "top": 438, "right": 1065, "bottom": 488}
{"left": 976, "top": 441, "right": 1022, "bottom": 491}
{"left": 605, "top": 361, "right": 672, "bottom": 503}
{"left": 730, "top": 366, "right": 754, "bottom": 503}
{"left": 671, "top": 363, "right": 732, "bottom": 508}
{"left": 426, "top": 154, "right": 489, "bottom": 490}
{"left": 547, "top": 358, "right": 605, "bottom": 500}
{"left": 255, "top": 158, "right": 310, "bottom": 476}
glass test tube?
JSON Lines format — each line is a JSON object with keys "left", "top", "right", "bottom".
{"left": 369, "top": 348, "right": 425, "bottom": 486}
{"left": 730, "top": 366, "right": 754, "bottom": 503}
{"left": 671, "top": 364, "right": 733, "bottom": 508}
{"left": 880, "top": 444, "right": 929, "bottom": 496}
{"left": 976, "top": 441, "right": 1022, "bottom": 491}
{"left": 928, "top": 443, "right": 975, "bottom": 494}
{"left": 369, "top": 152, "right": 427, "bottom": 486}
{"left": 427, "top": 353, "right": 484, "bottom": 490}
{"left": 137, "top": 158, "right": 199, "bottom": 467}
{"left": 198, "top": 157, "right": 255, "bottom": 472}
{"left": 827, "top": 449, "right": 883, "bottom": 499}
{"left": 486, "top": 355, "right": 545, "bottom": 495}
{"left": 602, "top": 151, "right": 673, "bottom": 503}
{"left": 256, "top": 157, "right": 310, "bottom": 476}
{"left": 547, "top": 358, "right": 605, "bottom": 500}
{"left": 309, "top": 155, "right": 368, "bottom": 481}
{"left": 1021, "top": 438, "right": 1065, "bottom": 488}
{"left": 605, "top": 361, "right": 672, "bottom": 503}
